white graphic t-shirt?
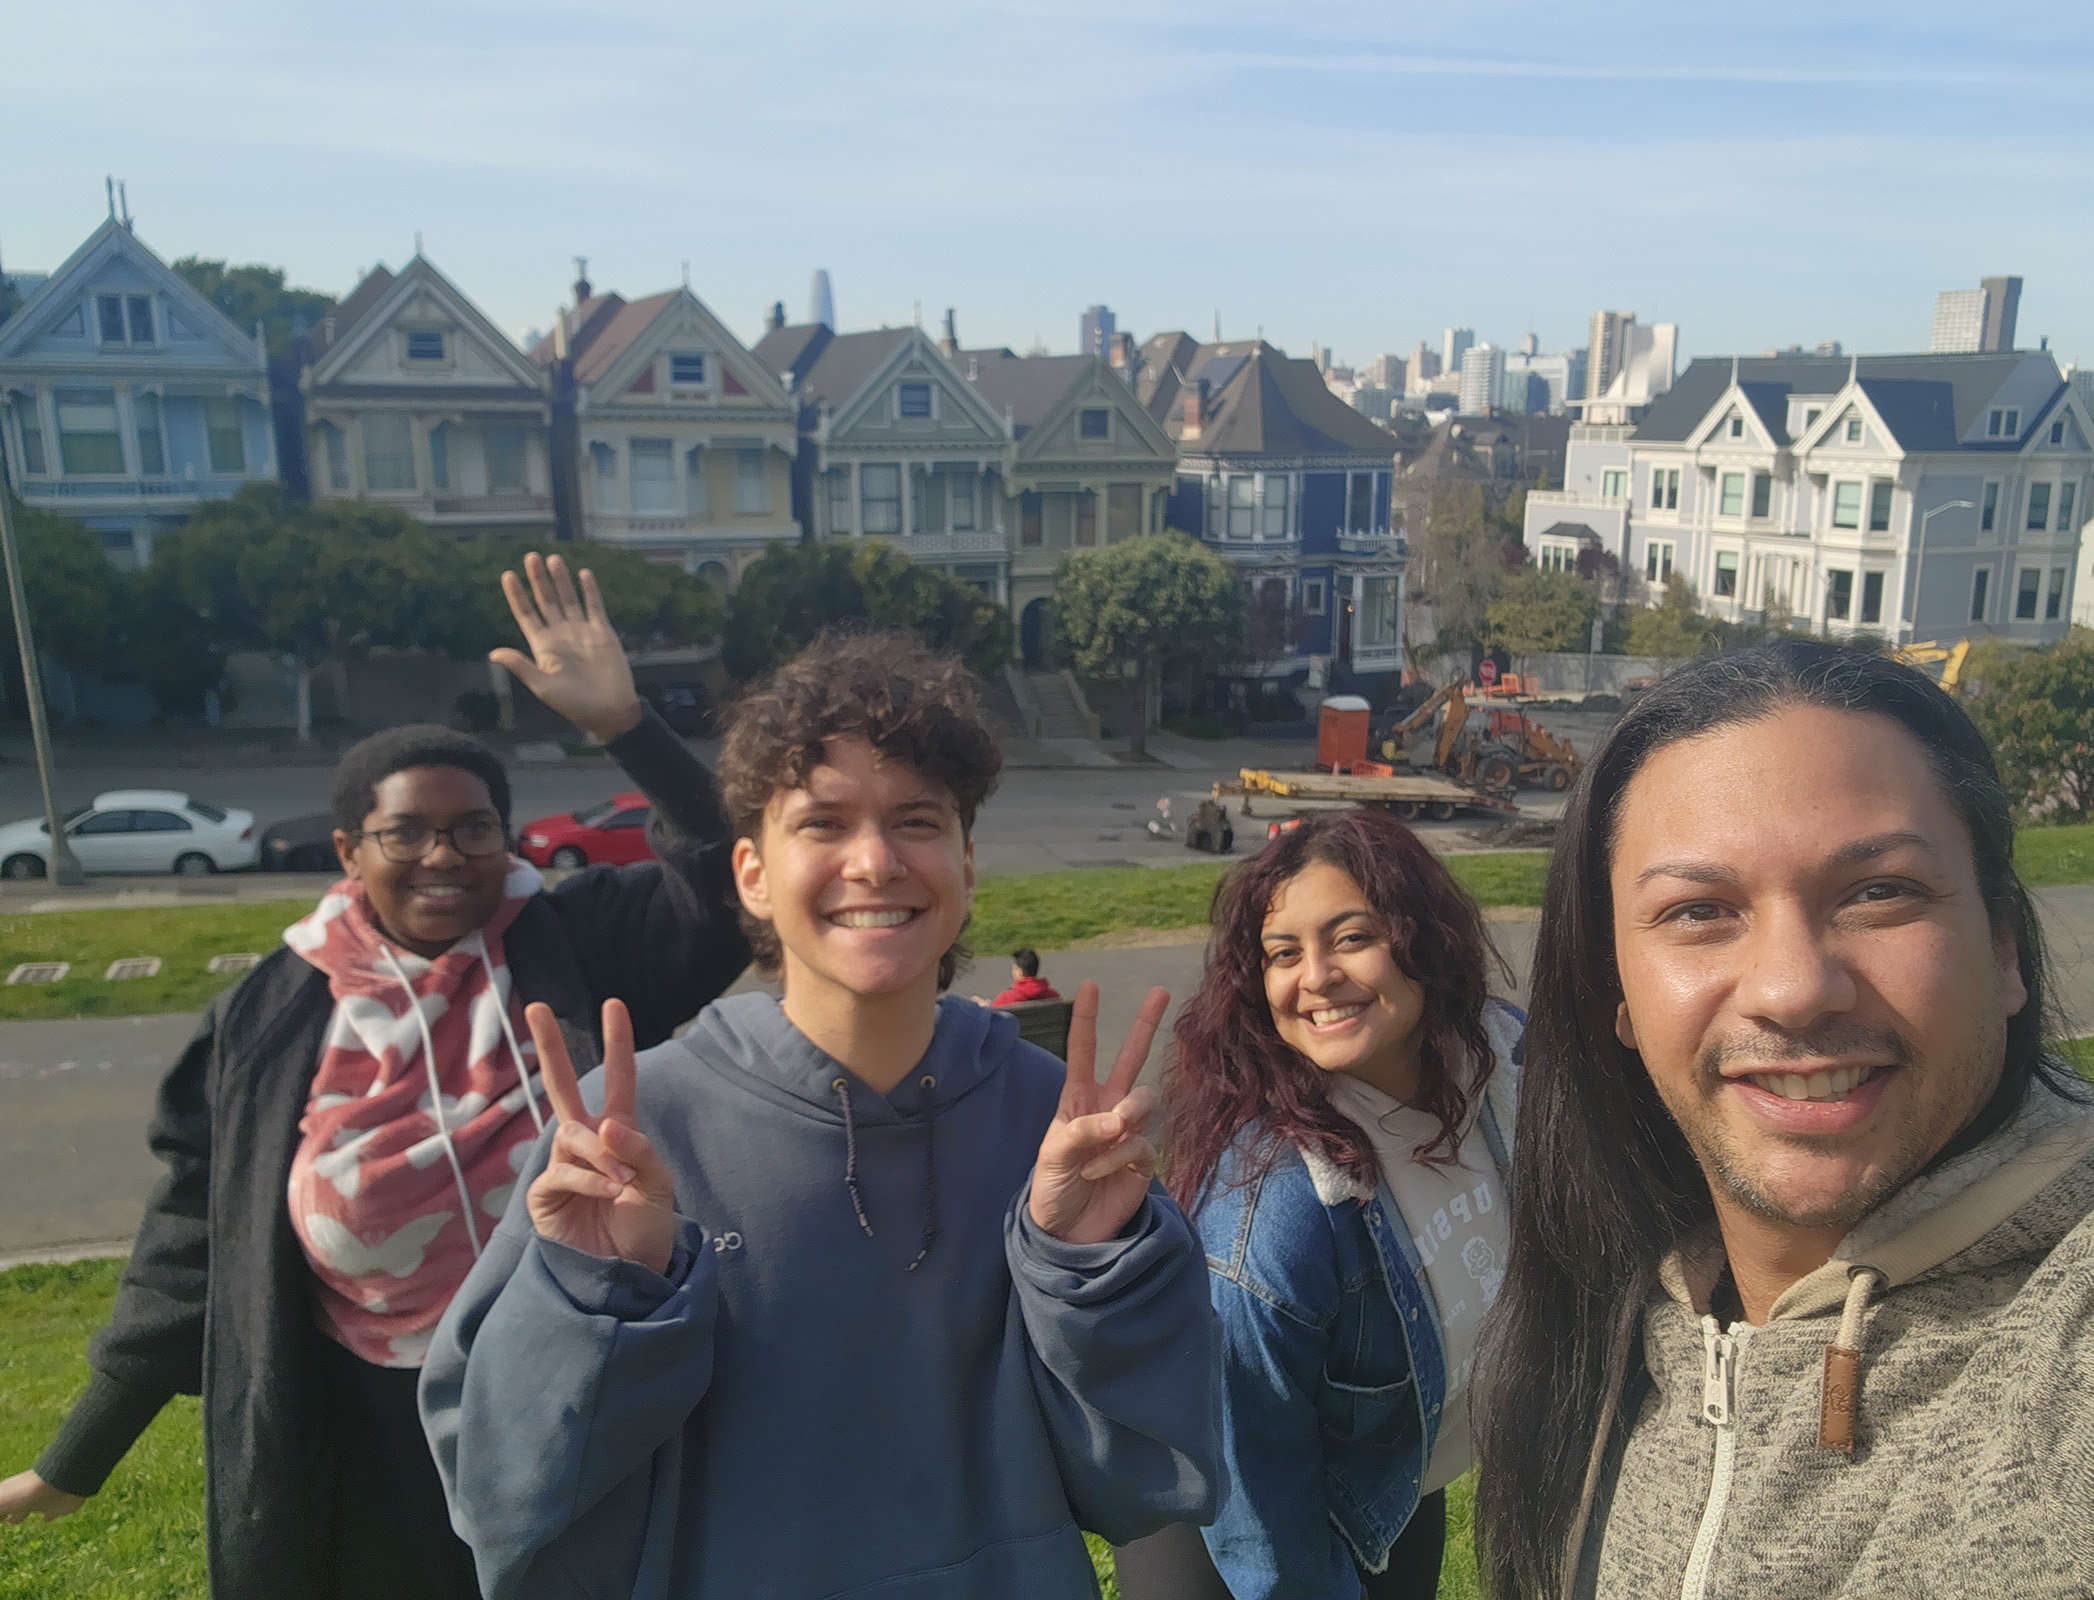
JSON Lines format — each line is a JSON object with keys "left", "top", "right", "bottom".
{"left": 1324, "top": 1071, "right": 1510, "bottom": 1494}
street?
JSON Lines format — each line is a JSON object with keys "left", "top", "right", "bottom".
{"left": 9, "top": 886, "right": 2094, "bottom": 1263}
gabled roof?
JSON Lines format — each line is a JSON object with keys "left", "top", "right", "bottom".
{"left": 750, "top": 322, "right": 832, "bottom": 393}
{"left": 769, "top": 326, "right": 914, "bottom": 411}
{"left": 1135, "top": 331, "right": 1199, "bottom": 416}
{"left": 0, "top": 217, "right": 263, "bottom": 368}
{"left": 960, "top": 350, "right": 1091, "bottom": 436}
{"left": 1635, "top": 352, "right": 2050, "bottom": 451}
{"left": 1160, "top": 341, "right": 1395, "bottom": 460}
{"left": 303, "top": 266, "right": 396, "bottom": 358}
{"left": 565, "top": 292, "right": 676, "bottom": 384}
{"left": 306, "top": 255, "right": 544, "bottom": 392}
{"left": 527, "top": 293, "right": 629, "bottom": 370}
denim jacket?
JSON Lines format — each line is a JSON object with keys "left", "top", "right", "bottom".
{"left": 1191, "top": 1000, "right": 1523, "bottom": 1599}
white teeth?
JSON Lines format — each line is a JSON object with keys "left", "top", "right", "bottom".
{"left": 830, "top": 909, "right": 913, "bottom": 929}
{"left": 1309, "top": 1004, "right": 1367, "bottom": 1027}
{"left": 1753, "top": 1065, "right": 1872, "bottom": 1102}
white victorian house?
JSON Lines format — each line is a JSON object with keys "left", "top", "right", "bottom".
{"left": 0, "top": 216, "right": 276, "bottom": 568}
{"left": 535, "top": 283, "right": 797, "bottom": 582}
{"left": 298, "top": 256, "right": 554, "bottom": 539}
{"left": 1528, "top": 351, "right": 2092, "bottom": 641}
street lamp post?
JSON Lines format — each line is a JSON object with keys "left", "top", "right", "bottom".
{"left": 1909, "top": 499, "right": 1976, "bottom": 643}
{"left": 0, "top": 425, "right": 87, "bottom": 886}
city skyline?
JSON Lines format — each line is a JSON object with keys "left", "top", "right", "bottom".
{"left": 4, "top": 2, "right": 2090, "bottom": 370}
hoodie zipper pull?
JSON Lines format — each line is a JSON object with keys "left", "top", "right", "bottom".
{"left": 1701, "top": 1317, "right": 1736, "bottom": 1428}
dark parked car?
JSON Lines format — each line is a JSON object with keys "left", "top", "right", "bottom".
{"left": 260, "top": 813, "right": 341, "bottom": 873}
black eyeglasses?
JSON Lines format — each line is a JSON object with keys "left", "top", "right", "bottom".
{"left": 355, "top": 819, "right": 508, "bottom": 863}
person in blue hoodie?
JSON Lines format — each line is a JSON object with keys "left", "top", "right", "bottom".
{"left": 419, "top": 630, "right": 1220, "bottom": 1600}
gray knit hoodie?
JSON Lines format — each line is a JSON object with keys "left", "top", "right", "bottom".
{"left": 1576, "top": 1084, "right": 2094, "bottom": 1599}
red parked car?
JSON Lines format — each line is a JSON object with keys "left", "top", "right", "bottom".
{"left": 516, "top": 792, "right": 657, "bottom": 870}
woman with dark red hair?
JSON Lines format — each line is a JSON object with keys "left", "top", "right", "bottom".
{"left": 1115, "top": 807, "right": 1522, "bottom": 1600}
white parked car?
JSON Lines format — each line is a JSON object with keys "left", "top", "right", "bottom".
{"left": 0, "top": 790, "right": 258, "bottom": 879}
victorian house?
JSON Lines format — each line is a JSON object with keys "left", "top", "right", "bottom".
{"left": 752, "top": 321, "right": 1015, "bottom": 599}
{"left": 297, "top": 256, "right": 554, "bottom": 539}
{"left": 1134, "top": 334, "right": 1405, "bottom": 689}
{"left": 1524, "top": 351, "right": 2092, "bottom": 641}
{"left": 959, "top": 348, "right": 1178, "bottom": 668}
{"left": 532, "top": 277, "right": 797, "bottom": 582}
{"left": 0, "top": 216, "right": 276, "bottom": 568}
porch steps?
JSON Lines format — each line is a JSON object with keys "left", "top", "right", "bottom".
{"left": 1023, "top": 671, "right": 1097, "bottom": 740}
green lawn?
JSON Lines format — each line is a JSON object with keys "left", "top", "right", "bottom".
{"left": 2014, "top": 823, "right": 2094, "bottom": 887}
{"left": 0, "top": 857, "right": 1555, "bottom": 1023}
{"left": 1, "top": 1256, "right": 1479, "bottom": 1598}
{"left": 0, "top": 901, "right": 310, "bottom": 1022}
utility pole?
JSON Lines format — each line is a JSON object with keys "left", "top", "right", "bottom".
{"left": 0, "top": 428, "right": 86, "bottom": 885}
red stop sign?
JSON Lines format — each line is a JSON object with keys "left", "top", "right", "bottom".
{"left": 1479, "top": 660, "right": 1499, "bottom": 687}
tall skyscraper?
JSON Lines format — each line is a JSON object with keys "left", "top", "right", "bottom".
{"left": 1408, "top": 340, "right": 1440, "bottom": 384}
{"left": 1080, "top": 304, "right": 1116, "bottom": 360}
{"left": 1932, "top": 277, "right": 2021, "bottom": 353}
{"left": 1981, "top": 275, "right": 2021, "bottom": 352}
{"left": 1587, "top": 310, "right": 1635, "bottom": 400}
{"left": 1457, "top": 343, "right": 1505, "bottom": 414}
{"left": 809, "top": 269, "right": 835, "bottom": 331}
{"left": 1442, "top": 327, "right": 1474, "bottom": 375}
{"left": 1365, "top": 353, "right": 1406, "bottom": 390}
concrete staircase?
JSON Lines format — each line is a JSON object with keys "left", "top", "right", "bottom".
{"left": 1021, "top": 670, "right": 1100, "bottom": 740}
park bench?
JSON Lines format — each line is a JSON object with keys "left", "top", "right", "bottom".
{"left": 1001, "top": 997, "right": 1074, "bottom": 1060}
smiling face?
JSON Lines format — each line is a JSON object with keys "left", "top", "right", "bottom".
{"left": 1609, "top": 704, "right": 2025, "bottom": 1238}
{"left": 334, "top": 766, "right": 510, "bottom": 959}
{"left": 1261, "top": 858, "right": 1429, "bottom": 1103}
{"left": 732, "top": 736, "right": 975, "bottom": 1007}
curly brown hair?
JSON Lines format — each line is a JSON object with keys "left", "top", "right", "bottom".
{"left": 719, "top": 629, "right": 1003, "bottom": 988}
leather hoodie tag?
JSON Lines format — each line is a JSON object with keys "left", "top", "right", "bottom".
{"left": 1818, "top": 1344, "right": 1859, "bottom": 1451}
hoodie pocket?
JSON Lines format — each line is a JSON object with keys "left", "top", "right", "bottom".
{"left": 1315, "top": 1372, "right": 1415, "bottom": 1445}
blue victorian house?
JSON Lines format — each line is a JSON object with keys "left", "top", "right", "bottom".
{"left": 1136, "top": 335, "right": 1405, "bottom": 698}
{"left": 0, "top": 216, "right": 276, "bottom": 568}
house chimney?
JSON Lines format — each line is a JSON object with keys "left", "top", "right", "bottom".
{"left": 1182, "top": 379, "right": 1206, "bottom": 438}
{"left": 967, "top": 355, "right": 980, "bottom": 382}
{"left": 769, "top": 300, "right": 786, "bottom": 332}
{"left": 940, "top": 307, "right": 959, "bottom": 357}
{"left": 571, "top": 255, "right": 592, "bottom": 307}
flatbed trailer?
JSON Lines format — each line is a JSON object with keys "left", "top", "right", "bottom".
{"left": 1216, "top": 767, "right": 1520, "bottom": 822}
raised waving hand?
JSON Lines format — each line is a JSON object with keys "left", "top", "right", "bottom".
{"left": 488, "top": 551, "right": 644, "bottom": 745}
{"left": 525, "top": 999, "right": 677, "bottom": 1276}
{"left": 1028, "top": 983, "right": 1170, "bottom": 1246}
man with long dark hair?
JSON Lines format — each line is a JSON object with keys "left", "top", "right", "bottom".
{"left": 1473, "top": 639, "right": 2093, "bottom": 1599}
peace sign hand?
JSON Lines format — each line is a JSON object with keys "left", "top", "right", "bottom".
{"left": 525, "top": 999, "right": 677, "bottom": 1277}
{"left": 488, "top": 551, "right": 644, "bottom": 745}
{"left": 1028, "top": 983, "right": 1170, "bottom": 1246}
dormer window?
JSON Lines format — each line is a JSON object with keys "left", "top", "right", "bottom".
{"left": 670, "top": 354, "right": 707, "bottom": 386}
{"left": 1728, "top": 416, "right": 1744, "bottom": 439}
{"left": 1079, "top": 407, "right": 1111, "bottom": 440}
{"left": 405, "top": 330, "right": 446, "bottom": 362}
{"left": 898, "top": 382, "right": 932, "bottom": 419}
{"left": 96, "top": 294, "right": 155, "bottom": 346}
{"left": 1988, "top": 407, "right": 2020, "bottom": 438}
{"left": 1844, "top": 416, "right": 1862, "bottom": 443}
{"left": 2051, "top": 420, "right": 2066, "bottom": 445}
{"left": 1805, "top": 407, "right": 1822, "bottom": 429}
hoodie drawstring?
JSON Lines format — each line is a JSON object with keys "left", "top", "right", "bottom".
{"left": 831, "top": 1074, "right": 940, "bottom": 1269}
{"left": 1818, "top": 1265, "right": 1882, "bottom": 1451}
{"left": 479, "top": 947, "right": 545, "bottom": 1138}
{"left": 379, "top": 944, "right": 484, "bottom": 1259}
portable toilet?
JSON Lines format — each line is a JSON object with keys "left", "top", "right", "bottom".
{"left": 1317, "top": 695, "right": 1373, "bottom": 772}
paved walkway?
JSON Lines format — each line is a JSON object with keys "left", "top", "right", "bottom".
{"left": 9, "top": 888, "right": 2093, "bottom": 1267}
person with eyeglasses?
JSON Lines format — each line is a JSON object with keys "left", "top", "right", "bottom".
{"left": 0, "top": 553, "right": 752, "bottom": 1600}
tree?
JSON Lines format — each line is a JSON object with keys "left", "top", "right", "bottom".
{"left": 724, "top": 540, "right": 1011, "bottom": 683}
{"left": 1964, "top": 630, "right": 2094, "bottom": 822}
{"left": 1622, "top": 573, "right": 1722, "bottom": 662}
{"left": 451, "top": 539, "right": 722, "bottom": 663}
{"left": 1487, "top": 568, "right": 1599, "bottom": 656}
{"left": 0, "top": 505, "right": 134, "bottom": 718}
{"left": 1410, "top": 484, "right": 1514, "bottom": 663}
{"left": 1051, "top": 532, "right": 1248, "bottom": 756}
{"left": 170, "top": 258, "right": 337, "bottom": 357}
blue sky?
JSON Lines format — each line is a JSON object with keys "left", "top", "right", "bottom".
{"left": 5, "top": 1, "right": 2090, "bottom": 371}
